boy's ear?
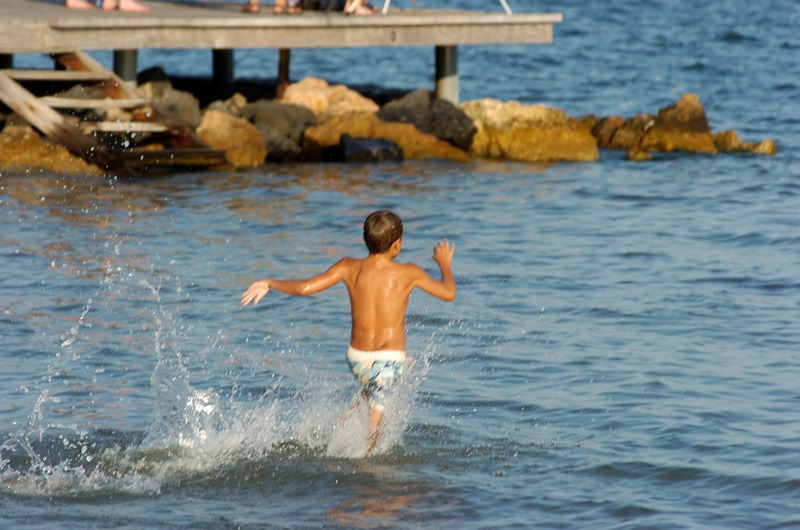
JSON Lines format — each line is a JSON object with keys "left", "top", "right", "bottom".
{"left": 391, "top": 237, "right": 403, "bottom": 253}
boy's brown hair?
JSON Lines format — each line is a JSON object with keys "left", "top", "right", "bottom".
{"left": 363, "top": 211, "right": 403, "bottom": 254}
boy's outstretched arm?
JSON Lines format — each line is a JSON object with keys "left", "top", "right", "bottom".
{"left": 241, "top": 260, "right": 347, "bottom": 306}
{"left": 415, "top": 239, "right": 457, "bottom": 302}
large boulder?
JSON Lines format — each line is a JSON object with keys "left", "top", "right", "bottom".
{"left": 0, "top": 124, "right": 103, "bottom": 176}
{"left": 713, "top": 128, "right": 746, "bottom": 152}
{"left": 377, "top": 89, "right": 430, "bottom": 129}
{"left": 607, "top": 113, "right": 655, "bottom": 151}
{"left": 196, "top": 109, "right": 267, "bottom": 168}
{"left": 591, "top": 115, "right": 624, "bottom": 149}
{"left": 280, "top": 77, "right": 379, "bottom": 120}
{"left": 377, "top": 88, "right": 477, "bottom": 150}
{"left": 302, "top": 111, "right": 470, "bottom": 162}
{"left": 241, "top": 100, "right": 317, "bottom": 163}
{"left": 324, "top": 134, "right": 404, "bottom": 163}
{"left": 460, "top": 99, "right": 598, "bottom": 162}
{"left": 429, "top": 98, "right": 477, "bottom": 150}
{"left": 206, "top": 93, "right": 249, "bottom": 117}
{"left": 138, "top": 80, "right": 203, "bottom": 128}
{"left": 639, "top": 93, "right": 717, "bottom": 155}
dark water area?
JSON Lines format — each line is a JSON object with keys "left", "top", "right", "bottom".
{"left": 2, "top": 0, "right": 799, "bottom": 528}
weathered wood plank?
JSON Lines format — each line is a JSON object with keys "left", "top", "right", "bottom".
{"left": 79, "top": 121, "right": 168, "bottom": 133}
{"left": 40, "top": 96, "right": 149, "bottom": 109}
{"left": 55, "top": 51, "right": 210, "bottom": 148}
{"left": 55, "top": 51, "right": 140, "bottom": 99}
{"left": 32, "top": 25, "right": 553, "bottom": 52}
{"left": 0, "top": 0, "right": 561, "bottom": 53}
{"left": 122, "top": 148, "right": 227, "bottom": 168}
{"left": 0, "top": 71, "right": 112, "bottom": 168}
{"left": 2, "top": 70, "right": 110, "bottom": 82}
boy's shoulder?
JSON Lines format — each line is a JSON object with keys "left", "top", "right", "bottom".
{"left": 333, "top": 256, "right": 363, "bottom": 270}
{"left": 396, "top": 260, "right": 427, "bottom": 278}
{"left": 339, "top": 256, "right": 421, "bottom": 272}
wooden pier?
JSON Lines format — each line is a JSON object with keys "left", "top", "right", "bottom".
{"left": 0, "top": 0, "right": 561, "bottom": 103}
{"left": 0, "top": 0, "right": 560, "bottom": 173}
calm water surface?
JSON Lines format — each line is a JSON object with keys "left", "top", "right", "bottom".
{"left": 2, "top": 0, "right": 799, "bottom": 528}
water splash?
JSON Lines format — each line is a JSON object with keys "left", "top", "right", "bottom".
{"left": 1, "top": 269, "right": 430, "bottom": 498}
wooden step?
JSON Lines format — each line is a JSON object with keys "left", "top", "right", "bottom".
{"left": 40, "top": 96, "right": 149, "bottom": 109}
{"left": 0, "top": 70, "right": 112, "bottom": 169}
{"left": 0, "top": 52, "right": 224, "bottom": 174}
{"left": 79, "top": 121, "right": 169, "bottom": 133}
{"left": 2, "top": 69, "right": 112, "bottom": 83}
{"left": 121, "top": 148, "right": 227, "bottom": 168}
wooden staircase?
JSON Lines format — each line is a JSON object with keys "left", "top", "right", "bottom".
{"left": 0, "top": 51, "right": 226, "bottom": 175}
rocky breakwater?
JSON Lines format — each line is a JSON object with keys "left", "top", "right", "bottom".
{"left": 0, "top": 73, "right": 777, "bottom": 175}
{"left": 590, "top": 93, "right": 777, "bottom": 161}
{"left": 283, "top": 79, "right": 471, "bottom": 163}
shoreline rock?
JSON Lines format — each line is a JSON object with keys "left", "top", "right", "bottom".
{"left": 713, "top": 129, "right": 777, "bottom": 155}
{"left": 0, "top": 124, "right": 104, "bottom": 177}
{"left": 377, "top": 88, "right": 476, "bottom": 151}
{"left": 461, "top": 99, "right": 599, "bottom": 163}
{"left": 587, "top": 93, "right": 776, "bottom": 159}
{"left": 302, "top": 111, "right": 471, "bottom": 163}
{"left": 280, "top": 77, "right": 380, "bottom": 121}
{"left": 240, "top": 99, "right": 317, "bottom": 163}
{"left": 196, "top": 109, "right": 267, "bottom": 169}
{"left": 640, "top": 93, "right": 717, "bottom": 155}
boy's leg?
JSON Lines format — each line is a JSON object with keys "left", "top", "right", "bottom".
{"left": 367, "top": 406, "right": 383, "bottom": 453}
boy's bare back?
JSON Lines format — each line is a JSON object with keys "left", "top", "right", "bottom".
{"left": 241, "top": 238, "right": 455, "bottom": 352}
{"left": 336, "top": 239, "right": 455, "bottom": 351}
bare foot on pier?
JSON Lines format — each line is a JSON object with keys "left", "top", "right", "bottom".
{"left": 272, "top": 0, "right": 302, "bottom": 14}
{"left": 65, "top": 0, "right": 95, "bottom": 8}
{"left": 344, "top": 0, "right": 376, "bottom": 15}
{"left": 242, "top": 0, "right": 260, "bottom": 13}
{"left": 101, "top": 0, "right": 150, "bottom": 12}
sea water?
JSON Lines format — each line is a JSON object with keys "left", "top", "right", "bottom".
{"left": 1, "top": 0, "right": 799, "bottom": 528}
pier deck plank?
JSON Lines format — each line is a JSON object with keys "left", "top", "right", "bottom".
{"left": 0, "top": 0, "right": 561, "bottom": 53}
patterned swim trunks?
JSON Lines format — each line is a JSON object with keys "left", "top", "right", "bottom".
{"left": 346, "top": 346, "right": 406, "bottom": 410}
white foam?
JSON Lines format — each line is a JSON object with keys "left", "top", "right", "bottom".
{"left": 1, "top": 271, "right": 439, "bottom": 497}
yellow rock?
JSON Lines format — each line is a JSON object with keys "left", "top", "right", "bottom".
{"left": 303, "top": 112, "right": 471, "bottom": 162}
{"left": 196, "top": 110, "right": 267, "bottom": 169}
{"left": 640, "top": 94, "right": 717, "bottom": 155}
{"left": 281, "top": 77, "right": 380, "bottom": 121}
{"left": 460, "top": 99, "right": 598, "bottom": 162}
{"left": 0, "top": 125, "right": 103, "bottom": 176}
{"left": 752, "top": 139, "right": 777, "bottom": 155}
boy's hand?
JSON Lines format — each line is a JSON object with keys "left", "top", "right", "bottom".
{"left": 241, "top": 280, "right": 271, "bottom": 307}
{"left": 433, "top": 239, "right": 455, "bottom": 267}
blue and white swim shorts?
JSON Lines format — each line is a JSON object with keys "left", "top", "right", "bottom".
{"left": 346, "top": 346, "right": 406, "bottom": 411}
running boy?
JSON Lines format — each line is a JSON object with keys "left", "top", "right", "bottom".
{"left": 241, "top": 210, "right": 456, "bottom": 452}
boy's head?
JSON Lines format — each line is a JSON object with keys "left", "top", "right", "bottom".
{"left": 363, "top": 210, "right": 403, "bottom": 254}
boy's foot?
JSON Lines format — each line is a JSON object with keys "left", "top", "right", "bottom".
{"left": 65, "top": 0, "right": 95, "bottom": 8}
